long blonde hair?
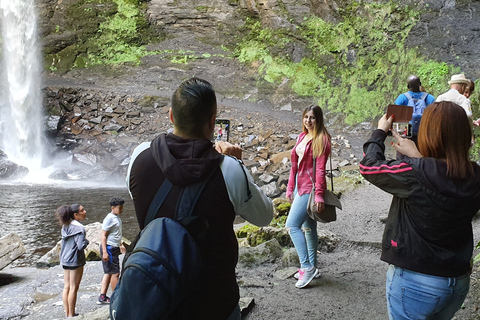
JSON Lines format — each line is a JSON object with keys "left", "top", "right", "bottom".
{"left": 302, "top": 105, "right": 331, "bottom": 157}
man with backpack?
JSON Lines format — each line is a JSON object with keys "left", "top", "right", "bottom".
{"left": 123, "top": 77, "right": 273, "bottom": 320}
{"left": 394, "top": 75, "right": 435, "bottom": 140}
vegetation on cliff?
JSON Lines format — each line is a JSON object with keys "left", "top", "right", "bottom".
{"left": 46, "top": 0, "right": 160, "bottom": 73}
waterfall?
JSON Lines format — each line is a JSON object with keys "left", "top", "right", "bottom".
{"left": 0, "top": 0, "right": 44, "bottom": 171}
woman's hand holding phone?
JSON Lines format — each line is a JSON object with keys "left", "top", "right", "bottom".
{"left": 377, "top": 114, "right": 394, "bottom": 133}
{"left": 391, "top": 130, "right": 423, "bottom": 158}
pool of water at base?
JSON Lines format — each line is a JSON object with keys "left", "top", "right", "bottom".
{"left": 0, "top": 183, "right": 139, "bottom": 267}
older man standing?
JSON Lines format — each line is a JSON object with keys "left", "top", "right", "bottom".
{"left": 436, "top": 74, "right": 473, "bottom": 118}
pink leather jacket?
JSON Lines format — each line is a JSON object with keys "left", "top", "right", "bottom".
{"left": 286, "top": 132, "right": 331, "bottom": 203}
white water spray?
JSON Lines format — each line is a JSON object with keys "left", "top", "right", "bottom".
{"left": 1, "top": 0, "right": 44, "bottom": 172}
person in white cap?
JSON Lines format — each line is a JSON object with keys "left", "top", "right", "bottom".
{"left": 436, "top": 74, "right": 472, "bottom": 118}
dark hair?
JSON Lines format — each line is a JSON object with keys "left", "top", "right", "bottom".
{"left": 110, "top": 197, "right": 125, "bottom": 207}
{"left": 406, "top": 75, "right": 421, "bottom": 92}
{"left": 418, "top": 101, "right": 473, "bottom": 178}
{"left": 55, "top": 204, "right": 82, "bottom": 225}
{"left": 171, "top": 77, "right": 217, "bottom": 137}
{"left": 466, "top": 79, "right": 475, "bottom": 94}
{"left": 302, "top": 105, "right": 331, "bottom": 157}
{"left": 56, "top": 205, "right": 73, "bottom": 225}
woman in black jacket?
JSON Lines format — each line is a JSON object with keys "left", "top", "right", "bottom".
{"left": 360, "top": 101, "right": 480, "bottom": 319}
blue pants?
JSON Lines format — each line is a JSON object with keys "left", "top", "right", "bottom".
{"left": 286, "top": 189, "right": 318, "bottom": 269}
{"left": 386, "top": 265, "right": 470, "bottom": 320}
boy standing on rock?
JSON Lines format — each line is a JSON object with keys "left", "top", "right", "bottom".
{"left": 97, "top": 197, "right": 126, "bottom": 305}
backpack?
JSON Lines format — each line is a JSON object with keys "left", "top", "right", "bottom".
{"left": 404, "top": 92, "right": 428, "bottom": 135}
{"left": 110, "top": 169, "right": 217, "bottom": 320}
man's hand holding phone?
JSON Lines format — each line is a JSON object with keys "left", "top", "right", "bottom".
{"left": 215, "top": 141, "right": 242, "bottom": 160}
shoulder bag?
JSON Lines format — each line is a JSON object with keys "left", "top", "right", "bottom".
{"left": 307, "top": 154, "right": 342, "bottom": 223}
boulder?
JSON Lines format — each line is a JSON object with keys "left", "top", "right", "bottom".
{"left": 0, "top": 160, "right": 29, "bottom": 180}
{"left": 281, "top": 248, "right": 300, "bottom": 268}
{"left": 318, "top": 229, "right": 340, "bottom": 253}
{"left": 247, "top": 226, "right": 291, "bottom": 247}
{"left": 37, "top": 222, "right": 105, "bottom": 267}
{"left": 238, "top": 238, "right": 283, "bottom": 267}
{"left": 0, "top": 233, "right": 25, "bottom": 270}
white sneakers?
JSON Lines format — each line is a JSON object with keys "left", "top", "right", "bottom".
{"left": 294, "top": 267, "right": 321, "bottom": 280}
{"left": 295, "top": 266, "right": 319, "bottom": 289}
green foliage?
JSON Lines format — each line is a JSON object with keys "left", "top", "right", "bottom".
{"left": 233, "top": 2, "right": 464, "bottom": 124}
{"left": 86, "top": 0, "right": 154, "bottom": 66}
{"left": 417, "top": 61, "right": 460, "bottom": 93}
{"left": 47, "top": 0, "right": 160, "bottom": 71}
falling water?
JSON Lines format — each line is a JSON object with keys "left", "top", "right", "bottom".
{"left": 0, "top": 0, "right": 44, "bottom": 171}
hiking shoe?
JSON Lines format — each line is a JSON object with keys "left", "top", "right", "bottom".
{"left": 96, "top": 295, "right": 110, "bottom": 305}
{"left": 294, "top": 268, "right": 321, "bottom": 280}
{"left": 295, "top": 267, "right": 318, "bottom": 289}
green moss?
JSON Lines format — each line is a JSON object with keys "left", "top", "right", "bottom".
{"left": 269, "top": 215, "right": 287, "bottom": 228}
{"left": 233, "top": 2, "right": 462, "bottom": 125}
{"left": 48, "top": 0, "right": 161, "bottom": 72}
{"left": 236, "top": 224, "right": 259, "bottom": 238}
{"left": 275, "top": 202, "right": 291, "bottom": 216}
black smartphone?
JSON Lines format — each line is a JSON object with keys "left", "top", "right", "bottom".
{"left": 213, "top": 119, "right": 230, "bottom": 142}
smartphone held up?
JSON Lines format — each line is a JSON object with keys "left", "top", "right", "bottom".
{"left": 386, "top": 104, "right": 413, "bottom": 138}
{"left": 213, "top": 119, "right": 230, "bottom": 142}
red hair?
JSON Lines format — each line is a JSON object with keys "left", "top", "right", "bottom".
{"left": 418, "top": 101, "right": 473, "bottom": 178}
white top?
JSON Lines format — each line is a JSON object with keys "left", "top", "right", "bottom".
{"left": 102, "top": 212, "right": 122, "bottom": 247}
{"left": 436, "top": 89, "right": 472, "bottom": 117}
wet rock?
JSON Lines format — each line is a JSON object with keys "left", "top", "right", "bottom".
{"left": 0, "top": 160, "right": 29, "bottom": 180}
{"left": 48, "top": 169, "right": 69, "bottom": 180}
{"left": 72, "top": 153, "right": 97, "bottom": 167}
{"left": 0, "top": 233, "right": 25, "bottom": 270}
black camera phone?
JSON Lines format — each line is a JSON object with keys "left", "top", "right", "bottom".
{"left": 213, "top": 119, "right": 230, "bottom": 142}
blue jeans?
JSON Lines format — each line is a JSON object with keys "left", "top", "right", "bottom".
{"left": 286, "top": 189, "right": 318, "bottom": 269}
{"left": 386, "top": 265, "right": 470, "bottom": 320}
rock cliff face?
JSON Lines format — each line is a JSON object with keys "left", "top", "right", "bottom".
{"left": 406, "top": 0, "right": 480, "bottom": 78}
{"left": 36, "top": 0, "right": 480, "bottom": 78}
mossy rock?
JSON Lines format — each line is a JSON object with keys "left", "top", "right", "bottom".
{"left": 235, "top": 224, "right": 259, "bottom": 239}
{"left": 275, "top": 201, "right": 291, "bottom": 217}
{"left": 247, "top": 226, "right": 292, "bottom": 247}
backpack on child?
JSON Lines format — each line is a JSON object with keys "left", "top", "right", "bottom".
{"left": 403, "top": 92, "right": 428, "bottom": 136}
{"left": 109, "top": 167, "right": 218, "bottom": 320}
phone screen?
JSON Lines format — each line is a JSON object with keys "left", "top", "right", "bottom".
{"left": 213, "top": 119, "right": 230, "bottom": 142}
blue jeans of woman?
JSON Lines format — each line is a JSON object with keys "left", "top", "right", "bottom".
{"left": 285, "top": 189, "right": 318, "bottom": 269}
{"left": 386, "top": 265, "right": 470, "bottom": 320}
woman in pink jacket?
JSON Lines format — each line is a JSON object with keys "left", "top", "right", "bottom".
{"left": 286, "top": 105, "right": 331, "bottom": 289}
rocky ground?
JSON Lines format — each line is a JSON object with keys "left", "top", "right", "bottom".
{"left": 1, "top": 182, "right": 480, "bottom": 320}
